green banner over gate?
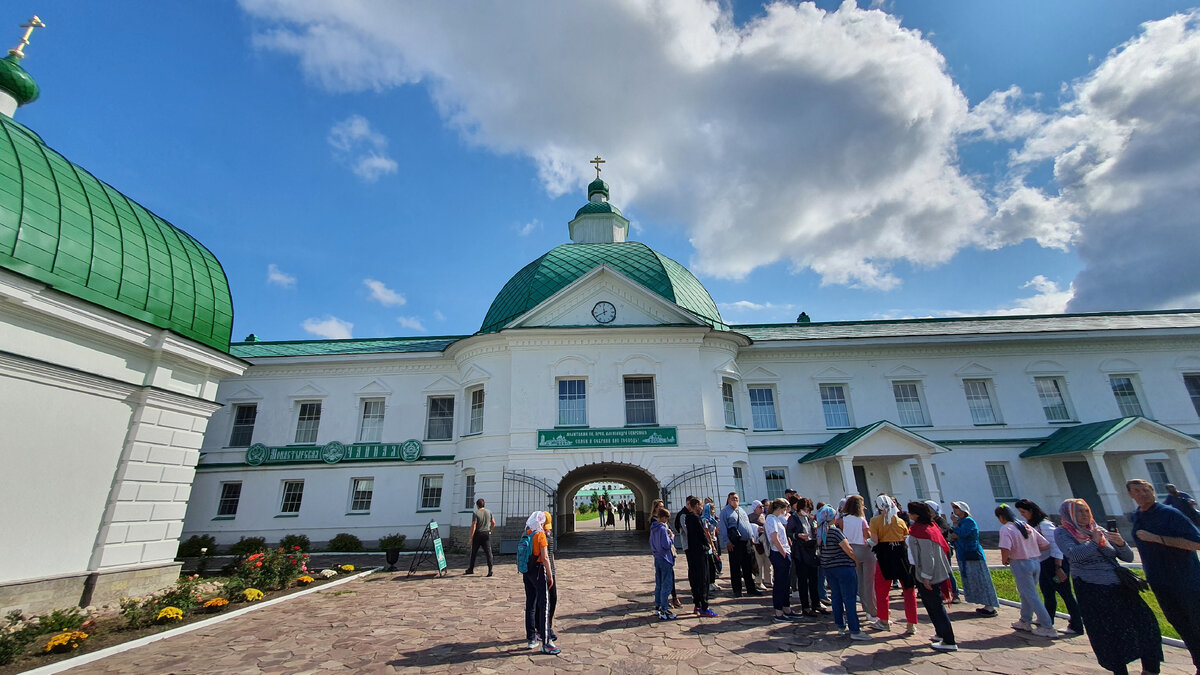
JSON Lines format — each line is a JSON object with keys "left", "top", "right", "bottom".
{"left": 244, "top": 439, "right": 423, "bottom": 466}
{"left": 537, "top": 427, "right": 678, "bottom": 449}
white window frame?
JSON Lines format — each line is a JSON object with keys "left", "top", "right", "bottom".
{"left": 892, "top": 380, "right": 931, "bottom": 427}
{"left": 228, "top": 404, "right": 257, "bottom": 447}
{"left": 624, "top": 376, "right": 658, "bottom": 426}
{"left": 419, "top": 474, "right": 444, "bottom": 510}
{"left": 467, "top": 387, "right": 485, "bottom": 435}
{"left": 1034, "top": 376, "right": 1075, "bottom": 423}
{"left": 280, "top": 480, "right": 305, "bottom": 514}
{"left": 425, "top": 396, "right": 455, "bottom": 441}
{"left": 819, "top": 383, "right": 853, "bottom": 429}
{"left": 1185, "top": 373, "right": 1200, "bottom": 418}
{"left": 962, "top": 378, "right": 1002, "bottom": 425}
{"left": 294, "top": 401, "right": 322, "bottom": 445}
{"left": 1146, "top": 460, "right": 1171, "bottom": 496}
{"left": 764, "top": 467, "right": 787, "bottom": 500}
{"left": 217, "top": 481, "right": 242, "bottom": 517}
{"left": 357, "top": 398, "right": 386, "bottom": 443}
{"left": 557, "top": 377, "right": 588, "bottom": 427}
{"left": 985, "top": 463, "right": 1015, "bottom": 502}
{"left": 722, "top": 380, "right": 738, "bottom": 427}
{"left": 348, "top": 477, "right": 374, "bottom": 513}
{"left": 910, "top": 463, "right": 926, "bottom": 501}
{"left": 1109, "top": 374, "right": 1146, "bottom": 418}
{"left": 748, "top": 385, "right": 780, "bottom": 431}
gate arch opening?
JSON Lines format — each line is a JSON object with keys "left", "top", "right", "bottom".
{"left": 556, "top": 462, "right": 661, "bottom": 535}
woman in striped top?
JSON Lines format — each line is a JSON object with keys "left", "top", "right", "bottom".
{"left": 817, "top": 505, "right": 870, "bottom": 641}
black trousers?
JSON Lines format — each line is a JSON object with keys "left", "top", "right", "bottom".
{"left": 686, "top": 550, "right": 709, "bottom": 610}
{"left": 793, "top": 556, "right": 820, "bottom": 611}
{"left": 467, "top": 532, "right": 493, "bottom": 572}
{"left": 728, "top": 541, "right": 756, "bottom": 595}
{"left": 1156, "top": 584, "right": 1200, "bottom": 668}
{"left": 523, "top": 565, "right": 549, "bottom": 641}
{"left": 918, "top": 583, "right": 955, "bottom": 645}
{"left": 1038, "top": 557, "right": 1082, "bottom": 631}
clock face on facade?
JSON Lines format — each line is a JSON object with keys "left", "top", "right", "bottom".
{"left": 592, "top": 301, "right": 616, "bottom": 324}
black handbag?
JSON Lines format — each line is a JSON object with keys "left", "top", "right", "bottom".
{"left": 1111, "top": 560, "right": 1150, "bottom": 593}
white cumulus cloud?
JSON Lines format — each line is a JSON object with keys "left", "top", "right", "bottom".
{"left": 302, "top": 315, "right": 354, "bottom": 339}
{"left": 328, "top": 114, "right": 398, "bottom": 182}
{"left": 267, "top": 263, "right": 297, "bottom": 288}
{"left": 396, "top": 315, "right": 426, "bottom": 332}
{"left": 517, "top": 220, "right": 541, "bottom": 237}
{"left": 363, "top": 278, "right": 406, "bottom": 306}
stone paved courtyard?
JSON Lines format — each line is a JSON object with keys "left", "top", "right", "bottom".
{"left": 71, "top": 541, "right": 1193, "bottom": 674}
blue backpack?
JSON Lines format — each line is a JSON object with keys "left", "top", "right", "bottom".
{"left": 516, "top": 531, "right": 534, "bottom": 573}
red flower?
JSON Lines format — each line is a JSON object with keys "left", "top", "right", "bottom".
{"left": 293, "top": 545, "right": 301, "bottom": 550}
{"left": 255, "top": 562, "right": 262, "bottom": 567}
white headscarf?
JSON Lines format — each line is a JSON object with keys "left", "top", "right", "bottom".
{"left": 876, "top": 494, "right": 899, "bottom": 522}
{"left": 924, "top": 500, "right": 942, "bottom": 517}
{"left": 525, "top": 511, "right": 547, "bottom": 532}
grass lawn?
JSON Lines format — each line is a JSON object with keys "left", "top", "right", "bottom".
{"left": 954, "top": 569, "right": 1179, "bottom": 640}
{"left": 576, "top": 511, "right": 600, "bottom": 522}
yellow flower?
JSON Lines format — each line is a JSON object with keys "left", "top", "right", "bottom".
{"left": 297, "top": 575, "right": 315, "bottom": 584}
{"left": 44, "top": 630, "right": 89, "bottom": 653}
{"left": 340, "top": 564, "right": 355, "bottom": 572}
{"left": 243, "top": 588, "right": 264, "bottom": 602}
{"left": 203, "top": 597, "right": 229, "bottom": 608}
{"left": 156, "top": 606, "right": 184, "bottom": 622}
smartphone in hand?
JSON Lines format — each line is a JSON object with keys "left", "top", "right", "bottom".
{"left": 1105, "top": 518, "right": 1118, "bottom": 532}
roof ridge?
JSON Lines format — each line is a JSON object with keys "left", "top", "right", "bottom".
{"left": 732, "top": 308, "right": 1200, "bottom": 329}
{"left": 231, "top": 334, "right": 469, "bottom": 346}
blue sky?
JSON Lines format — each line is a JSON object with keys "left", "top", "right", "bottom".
{"left": 7, "top": 2, "right": 1200, "bottom": 341}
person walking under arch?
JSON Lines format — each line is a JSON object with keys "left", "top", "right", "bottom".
{"left": 870, "top": 494, "right": 918, "bottom": 634}
{"left": 1016, "top": 498, "right": 1083, "bottom": 635}
{"left": 718, "top": 492, "right": 759, "bottom": 597}
{"left": 464, "top": 497, "right": 495, "bottom": 576}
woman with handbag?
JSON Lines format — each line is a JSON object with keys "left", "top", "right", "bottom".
{"left": 869, "top": 494, "right": 918, "bottom": 633}
{"left": 1056, "top": 498, "right": 1162, "bottom": 675}
{"left": 949, "top": 502, "right": 998, "bottom": 616}
{"left": 749, "top": 500, "right": 773, "bottom": 591}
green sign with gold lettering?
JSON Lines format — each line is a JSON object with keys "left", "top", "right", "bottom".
{"left": 245, "top": 439, "right": 423, "bottom": 466}
{"left": 536, "top": 427, "right": 677, "bottom": 449}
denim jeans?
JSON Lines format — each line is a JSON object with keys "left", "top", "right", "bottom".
{"left": 1011, "top": 557, "right": 1054, "bottom": 627}
{"left": 817, "top": 565, "right": 829, "bottom": 601}
{"left": 654, "top": 558, "right": 674, "bottom": 611}
{"left": 825, "top": 565, "right": 860, "bottom": 632}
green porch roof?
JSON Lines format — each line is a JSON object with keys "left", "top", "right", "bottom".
{"left": 1019, "top": 417, "right": 1140, "bottom": 458}
{"left": 0, "top": 115, "right": 234, "bottom": 351}
{"left": 230, "top": 335, "right": 466, "bottom": 358}
{"left": 798, "top": 421, "right": 887, "bottom": 463}
{"left": 479, "top": 242, "right": 726, "bottom": 333}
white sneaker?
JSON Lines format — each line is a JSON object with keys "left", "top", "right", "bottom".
{"left": 544, "top": 638, "right": 558, "bottom": 649}
{"left": 904, "top": 622, "right": 917, "bottom": 635}
{"left": 931, "top": 641, "right": 958, "bottom": 652}
{"left": 1032, "top": 626, "right": 1058, "bottom": 638}
{"left": 1011, "top": 620, "right": 1032, "bottom": 632}
{"left": 849, "top": 631, "right": 871, "bottom": 641}
{"left": 527, "top": 638, "right": 541, "bottom": 650}
{"left": 869, "top": 619, "right": 891, "bottom": 631}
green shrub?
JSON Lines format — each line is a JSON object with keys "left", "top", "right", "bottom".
{"left": 156, "top": 575, "right": 204, "bottom": 611}
{"left": 232, "top": 549, "right": 309, "bottom": 591}
{"left": 228, "top": 536, "right": 267, "bottom": 557}
{"left": 177, "top": 534, "right": 217, "bottom": 558}
{"left": 0, "top": 612, "right": 38, "bottom": 665}
{"left": 326, "top": 533, "right": 364, "bottom": 552}
{"left": 279, "top": 534, "right": 311, "bottom": 552}
{"left": 119, "top": 597, "right": 154, "bottom": 629}
{"left": 38, "top": 607, "right": 86, "bottom": 633}
{"left": 377, "top": 533, "right": 406, "bottom": 550}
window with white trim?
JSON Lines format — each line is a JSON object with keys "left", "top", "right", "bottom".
{"left": 1146, "top": 461, "right": 1170, "bottom": 495}
{"left": 892, "top": 381, "right": 930, "bottom": 426}
{"left": 963, "top": 379, "right": 1000, "bottom": 425}
{"left": 280, "top": 480, "right": 304, "bottom": 513}
{"left": 733, "top": 466, "right": 745, "bottom": 497}
{"left": 558, "top": 379, "right": 587, "bottom": 426}
{"left": 1109, "top": 376, "right": 1144, "bottom": 417}
{"left": 1185, "top": 374, "right": 1200, "bottom": 417}
{"left": 217, "top": 482, "right": 242, "bottom": 516}
{"left": 420, "top": 475, "right": 443, "bottom": 509}
{"left": 722, "top": 381, "right": 737, "bottom": 427}
{"left": 624, "top": 377, "right": 657, "bottom": 426}
{"left": 910, "top": 464, "right": 927, "bottom": 501}
{"left": 819, "top": 384, "right": 851, "bottom": 429}
{"left": 349, "top": 477, "right": 374, "bottom": 512}
{"left": 358, "top": 398, "right": 385, "bottom": 443}
{"left": 229, "top": 404, "right": 257, "bottom": 447}
{"left": 464, "top": 473, "right": 476, "bottom": 509}
{"left": 426, "top": 396, "right": 454, "bottom": 441}
{"left": 764, "top": 468, "right": 787, "bottom": 500}
{"left": 748, "top": 386, "right": 779, "bottom": 431}
{"left": 468, "top": 387, "right": 485, "bottom": 434}
{"left": 985, "top": 463, "right": 1014, "bottom": 501}
{"left": 294, "top": 402, "right": 322, "bottom": 444}
{"left": 1035, "top": 376, "right": 1073, "bottom": 422}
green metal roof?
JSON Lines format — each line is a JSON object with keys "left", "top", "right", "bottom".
{"left": 1019, "top": 417, "right": 1139, "bottom": 458}
{"left": 798, "top": 421, "right": 887, "bottom": 463}
{"left": 574, "top": 201, "right": 622, "bottom": 218}
{"left": 0, "top": 55, "right": 38, "bottom": 106}
{"left": 0, "top": 115, "right": 234, "bottom": 351}
{"left": 587, "top": 177, "right": 609, "bottom": 197}
{"left": 231, "top": 335, "right": 465, "bottom": 358}
{"left": 479, "top": 241, "right": 726, "bottom": 333}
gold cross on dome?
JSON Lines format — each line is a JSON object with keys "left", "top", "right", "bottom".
{"left": 9, "top": 16, "right": 45, "bottom": 59}
{"left": 589, "top": 156, "right": 605, "bottom": 179}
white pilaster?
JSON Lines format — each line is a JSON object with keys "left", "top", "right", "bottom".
{"left": 836, "top": 454, "right": 855, "bottom": 496}
{"left": 1085, "top": 451, "right": 1125, "bottom": 520}
{"left": 916, "top": 454, "right": 942, "bottom": 504}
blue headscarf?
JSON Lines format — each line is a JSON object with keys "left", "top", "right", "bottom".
{"left": 701, "top": 502, "right": 718, "bottom": 526}
{"left": 815, "top": 504, "right": 838, "bottom": 545}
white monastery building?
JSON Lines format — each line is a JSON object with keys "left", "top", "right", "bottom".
{"left": 183, "top": 174, "right": 1200, "bottom": 550}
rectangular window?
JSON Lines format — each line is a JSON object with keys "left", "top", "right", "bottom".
{"left": 464, "top": 474, "right": 476, "bottom": 510}
{"left": 557, "top": 379, "right": 587, "bottom": 426}
{"left": 1146, "top": 461, "right": 1170, "bottom": 495}
{"left": 985, "top": 463, "right": 1014, "bottom": 501}
{"left": 426, "top": 396, "right": 454, "bottom": 441}
{"left": 892, "top": 381, "right": 930, "bottom": 426}
{"left": 294, "top": 402, "right": 322, "bottom": 444}
{"left": 733, "top": 466, "right": 745, "bottom": 497}
{"left": 722, "top": 382, "right": 737, "bottom": 427}
{"left": 910, "top": 464, "right": 926, "bottom": 501}
{"left": 358, "top": 398, "right": 385, "bottom": 443}
{"left": 468, "top": 388, "right": 485, "bottom": 434}
{"left": 819, "top": 384, "right": 851, "bottom": 429}
{"left": 280, "top": 480, "right": 304, "bottom": 513}
{"left": 748, "top": 387, "right": 779, "bottom": 431}
{"left": 1185, "top": 374, "right": 1200, "bottom": 417}
{"left": 764, "top": 468, "right": 786, "bottom": 500}
{"left": 1110, "top": 376, "right": 1144, "bottom": 417}
{"left": 624, "top": 377, "right": 657, "bottom": 426}
{"left": 420, "top": 475, "right": 443, "bottom": 509}
{"left": 228, "top": 404, "right": 257, "bottom": 447}
{"left": 963, "top": 379, "right": 999, "bottom": 425}
{"left": 1035, "top": 377, "right": 1072, "bottom": 422}
{"left": 349, "top": 478, "right": 374, "bottom": 512}
{"left": 217, "top": 482, "right": 242, "bottom": 516}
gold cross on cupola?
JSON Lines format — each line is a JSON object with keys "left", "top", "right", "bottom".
{"left": 590, "top": 156, "right": 605, "bottom": 179}
{"left": 9, "top": 15, "right": 45, "bottom": 59}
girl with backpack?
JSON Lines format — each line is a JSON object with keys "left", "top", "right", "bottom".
{"left": 520, "top": 511, "right": 561, "bottom": 655}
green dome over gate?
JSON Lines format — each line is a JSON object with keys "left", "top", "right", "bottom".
{"left": 480, "top": 242, "right": 725, "bottom": 333}
{"left": 0, "top": 115, "right": 234, "bottom": 352}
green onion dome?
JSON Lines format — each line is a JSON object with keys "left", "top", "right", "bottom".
{"left": 574, "top": 200, "right": 622, "bottom": 218}
{"left": 0, "top": 54, "right": 38, "bottom": 106}
{"left": 587, "top": 177, "right": 609, "bottom": 198}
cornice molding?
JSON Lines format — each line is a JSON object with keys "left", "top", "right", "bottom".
{"left": 737, "top": 337, "right": 1200, "bottom": 362}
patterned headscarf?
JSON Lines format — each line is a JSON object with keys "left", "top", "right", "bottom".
{"left": 525, "top": 510, "right": 547, "bottom": 533}
{"left": 876, "top": 494, "right": 899, "bottom": 522}
{"left": 815, "top": 504, "right": 838, "bottom": 545}
{"left": 1059, "top": 498, "right": 1106, "bottom": 545}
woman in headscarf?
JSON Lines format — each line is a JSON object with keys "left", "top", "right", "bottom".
{"left": 1056, "top": 499, "right": 1161, "bottom": 675}
{"left": 869, "top": 493, "right": 918, "bottom": 633}
{"left": 522, "top": 511, "right": 560, "bottom": 655}
{"left": 949, "top": 501, "right": 998, "bottom": 616}
{"left": 702, "top": 498, "right": 722, "bottom": 593}
{"left": 841, "top": 495, "right": 877, "bottom": 623}
{"left": 995, "top": 504, "right": 1056, "bottom": 638}
{"left": 817, "top": 504, "right": 869, "bottom": 640}
{"left": 924, "top": 500, "right": 959, "bottom": 604}
{"left": 748, "top": 499, "right": 772, "bottom": 592}
{"left": 906, "top": 501, "right": 958, "bottom": 651}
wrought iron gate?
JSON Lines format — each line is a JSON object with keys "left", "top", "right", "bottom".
{"left": 661, "top": 464, "right": 719, "bottom": 512}
{"left": 500, "top": 469, "right": 558, "bottom": 551}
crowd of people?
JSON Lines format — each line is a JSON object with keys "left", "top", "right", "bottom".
{"left": 595, "top": 496, "right": 636, "bottom": 531}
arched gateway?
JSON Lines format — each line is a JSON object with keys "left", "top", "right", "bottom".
{"left": 557, "top": 462, "right": 661, "bottom": 533}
